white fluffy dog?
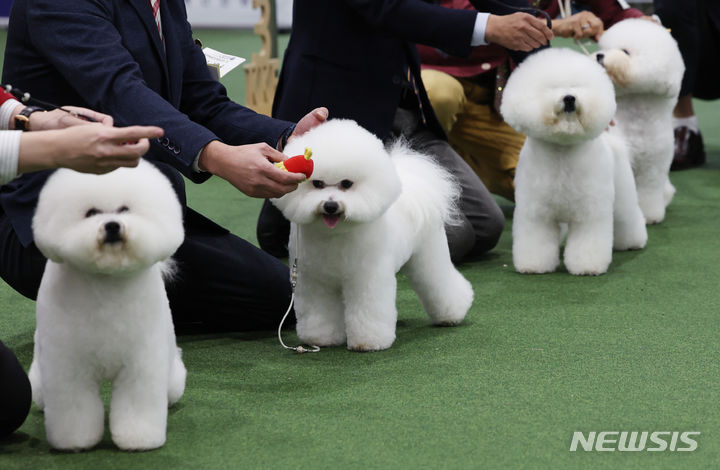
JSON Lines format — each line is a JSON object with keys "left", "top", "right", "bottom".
{"left": 272, "top": 119, "right": 473, "bottom": 351}
{"left": 597, "top": 19, "right": 685, "bottom": 224}
{"left": 29, "top": 160, "right": 186, "bottom": 451}
{"left": 501, "top": 48, "right": 647, "bottom": 275}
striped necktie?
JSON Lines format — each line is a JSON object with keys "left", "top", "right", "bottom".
{"left": 149, "top": 0, "right": 163, "bottom": 41}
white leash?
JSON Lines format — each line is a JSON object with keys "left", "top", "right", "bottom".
{"left": 277, "top": 227, "right": 320, "bottom": 354}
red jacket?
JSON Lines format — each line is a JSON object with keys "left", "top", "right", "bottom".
{"left": 419, "top": 0, "right": 643, "bottom": 77}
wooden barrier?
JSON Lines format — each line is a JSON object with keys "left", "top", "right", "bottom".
{"left": 243, "top": 0, "right": 280, "bottom": 116}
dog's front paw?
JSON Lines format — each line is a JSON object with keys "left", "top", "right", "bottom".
{"left": 347, "top": 341, "right": 393, "bottom": 352}
{"left": 112, "top": 422, "right": 166, "bottom": 451}
{"left": 513, "top": 246, "right": 560, "bottom": 274}
{"left": 613, "top": 231, "right": 647, "bottom": 251}
{"left": 296, "top": 316, "right": 346, "bottom": 347}
{"left": 346, "top": 331, "right": 395, "bottom": 352}
{"left": 297, "top": 330, "right": 346, "bottom": 347}
{"left": 48, "top": 433, "right": 103, "bottom": 452}
{"left": 564, "top": 257, "right": 610, "bottom": 276}
{"left": 428, "top": 278, "right": 473, "bottom": 326}
{"left": 28, "top": 360, "right": 44, "bottom": 410}
{"left": 513, "top": 260, "right": 559, "bottom": 274}
{"left": 663, "top": 180, "right": 676, "bottom": 206}
{"left": 638, "top": 197, "right": 666, "bottom": 225}
{"left": 46, "top": 416, "right": 104, "bottom": 452}
{"left": 643, "top": 212, "right": 665, "bottom": 225}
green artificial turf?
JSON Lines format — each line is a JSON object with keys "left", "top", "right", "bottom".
{"left": 1, "top": 31, "right": 719, "bottom": 469}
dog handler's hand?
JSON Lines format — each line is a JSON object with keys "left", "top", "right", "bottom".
{"left": 12, "top": 105, "right": 115, "bottom": 131}
{"left": 485, "top": 13, "right": 554, "bottom": 51}
{"left": 552, "top": 11, "right": 604, "bottom": 41}
{"left": 287, "top": 107, "right": 328, "bottom": 144}
{"left": 198, "top": 140, "right": 305, "bottom": 199}
{"left": 17, "top": 124, "right": 164, "bottom": 174}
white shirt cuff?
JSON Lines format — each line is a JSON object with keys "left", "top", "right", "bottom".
{"left": 0, "top": 130, "right": 22, "bottom": 184}
{"left": 192, "top": 149, "right": 206, "bottom": 173}
{"left": 0, "top": 99, "right": 22, "bottom": 131}
{"left": 471, "top": 12, "right": 490, "bottom": 46}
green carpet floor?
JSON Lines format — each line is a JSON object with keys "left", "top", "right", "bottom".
{"left": 0, "top": 31, "right": 719, "bottom": 469}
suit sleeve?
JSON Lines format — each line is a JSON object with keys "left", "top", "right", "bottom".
{"left": 172, "top": 0, "right": 292, "bottom": 156}
{"left": 340, "top": 0, "right": 478, "bottom": 57}
{"left": 26, "top": 0, "right": 292, "bottom": 183}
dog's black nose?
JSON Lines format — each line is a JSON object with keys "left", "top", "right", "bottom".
{"left": 563, "top": 95, "right": 576, "bottom": 113}
{"left": 104, "top": 221, "right": 123, "bottom": 244}
{"left": 596, "top": 53, "right": 604, "bottom": 64}
{"left": 323, "top": 201, "right": 339, "bottom": 214}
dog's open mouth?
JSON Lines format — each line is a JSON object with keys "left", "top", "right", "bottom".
{"left": 322, "top": 214, "right": 340, "bottom": 229}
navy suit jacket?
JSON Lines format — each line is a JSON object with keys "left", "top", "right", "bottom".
{"left": 272, "top": 0, "right": 480, "bottom": 141}
{"left": 2, "top": 0, "right": 293, "bottom": 245}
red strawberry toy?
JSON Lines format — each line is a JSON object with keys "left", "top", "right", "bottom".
{"left": 275, "top": 147, "right": 313, "bottom": 178}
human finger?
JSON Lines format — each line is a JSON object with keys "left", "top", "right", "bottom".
{"left": 530, "top": 16, "right": 554, "bottom": 42}
{"left": 523, "top": 22, "right": 549, "bottom": 49}
{"left": 106, "top": 126, "right": 164, "bottom": 144}
{"left": 62, "top": 106, "right": 114, "bottom": 126}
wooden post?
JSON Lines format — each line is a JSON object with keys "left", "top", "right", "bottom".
{"left": 244, "top": 0, "right": 280, "bottom": 116}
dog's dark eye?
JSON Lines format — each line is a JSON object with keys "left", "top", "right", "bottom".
{"left": 340, "top": 179, "right": 354, "bottom": 190}
{"left": 622, "top": 49, "right": 630, "bottom": 55}
{"left": 85, "top": 208, "right": 100, "bottom": 218}
{"left": 312, "top": 180, "right": 325, "bottom": 189}
{"left": 117, "top": 206, "right": 129, "bottom": 213}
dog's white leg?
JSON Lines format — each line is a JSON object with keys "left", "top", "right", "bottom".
{"left": 634, "top": 166, "right": 668, "bottom": 224}
{"left": 167, "top": 346, "right": 186, "bottom": 407}
{"left": 563, "top": 217, "right": 613, "bottom": 275}
{"left": 404, "top": 227, "right": 472, "bottom": 325}
{"left": 294, "top": 277, "right": 346, "bottom": 347}
{"left": 512, "top": 215, "right": 562, "bottom": 274}
{"left": 110, "top": 364, "right": 168, "bottom": 451}
{"left": 343, "top": 267, "right": 397, "bottom": 351}
{"left": 28, "top": 331, "right": 44, "bottom": 409}
{"left": 663, "top": 177, "right": 676, "bottom": 207}
{"left": 613, "top": 153, "right": 648, "bottom": 251}
{"left": 42, "top": 364, "right": 104, "bottom": 451}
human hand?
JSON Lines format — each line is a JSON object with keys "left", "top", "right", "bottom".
{"left": 15, "top": 105, "right": 115, "bottom": 131}
{"left": 287, "top": 107, "right": 328, "bottom": 145}
{"left": 198, "top": 140, "right": 305, "bottom": 198}
{"left": 552, "top": 11, "right": 604, "bottom": 41}
{"left": 18, "top": 124, "right": 164, "bottom": 174}
{"left": 485, "top": 13, "right": 554, "bottom": 51}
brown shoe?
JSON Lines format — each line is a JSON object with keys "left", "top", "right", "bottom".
{"left": 671, "top": 126, "right": 706, "bottom": 171}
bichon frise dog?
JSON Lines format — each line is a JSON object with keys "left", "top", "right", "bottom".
{"left": 29, "top": 160, "right": 186, "bottom": 451}
{"left": 501, "top": 48, "right": 647, "bottom": 276}
{"left": 272, "top": 119, "right": 473, "bottom": 352}
{"left": 597, "top": 18, "right": 685, "bottom": 224}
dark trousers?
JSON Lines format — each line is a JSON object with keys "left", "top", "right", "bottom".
{"left": 654, "top": 0, "right": 701, "bottom": 97}
{"left": 655, "top": 0, "right": 720, "bottom": 99}
{"left": 0, "top": 163, "right": 294, "bottom": 332}
{"left": 257, "top": 107, "right": 505, "bottom": 263}
{"left": 0, "top": 340, "right": 31, "bottom": 437}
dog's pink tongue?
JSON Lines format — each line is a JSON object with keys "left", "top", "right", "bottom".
{"left": 323, "top": 214, "right": 340, "bottom": 229}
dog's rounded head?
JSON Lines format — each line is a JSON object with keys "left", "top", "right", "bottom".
{"left": 272, "top": 119, "right": 401, "bottom": 230}
{"left": 596, "top": 19, "right": 684, "bottom": 98}
{"left": 32, "top": 160, "right": 184, "bottom": 275}
{"left": 500, "top": 47, "right": 616, "bottom": 145}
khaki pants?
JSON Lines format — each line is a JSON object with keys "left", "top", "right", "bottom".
{"left": 422, "top": 69, "right": 525, "bottom": 201}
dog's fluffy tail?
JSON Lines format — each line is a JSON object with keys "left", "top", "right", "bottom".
{"left": 159, "top": 258, "right": 179, "bottom": 284}
{"left": 387, "top": 139, "right": 461, "bottom": 229}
